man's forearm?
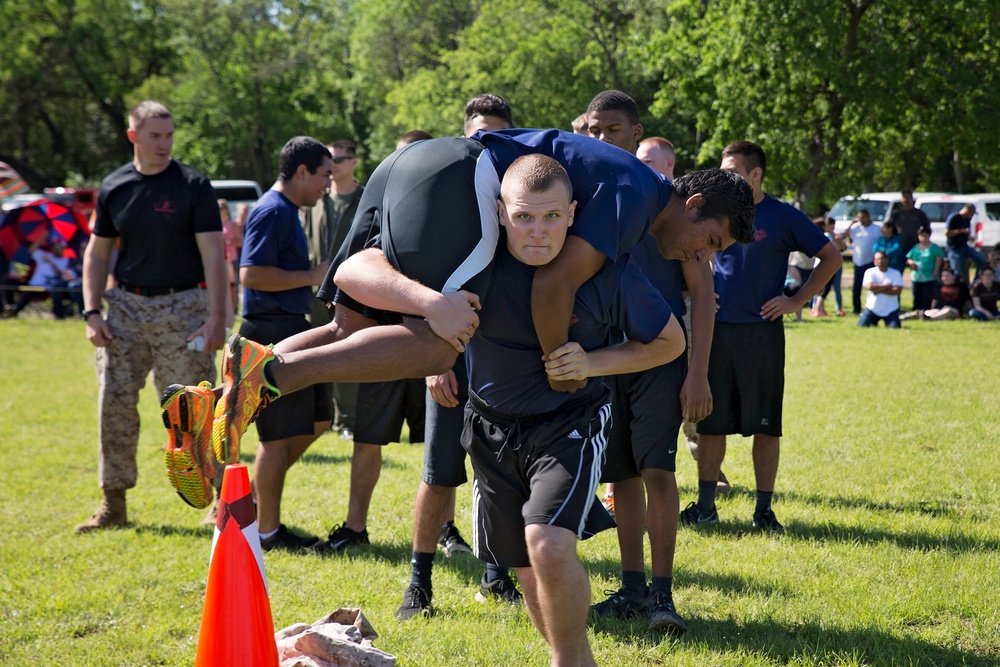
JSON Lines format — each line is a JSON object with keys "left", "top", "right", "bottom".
{"left": 587, "top": 316, "right": 684, "bottom": 376}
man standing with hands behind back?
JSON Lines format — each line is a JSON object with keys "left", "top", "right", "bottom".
{"left": 77, "top": 100, "right": 227, "bottom": 533}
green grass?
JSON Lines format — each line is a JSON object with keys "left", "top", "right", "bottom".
{"left": 1, "top": 313, "right": 998, "bottom": 666}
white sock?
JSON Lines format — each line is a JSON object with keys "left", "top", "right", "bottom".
{"left": 259, "top": 527, "right": 278, "bottom": 541}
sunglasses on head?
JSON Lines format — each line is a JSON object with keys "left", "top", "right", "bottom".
{"left": 332, "top": 156, "right": 355, "bottom": 164}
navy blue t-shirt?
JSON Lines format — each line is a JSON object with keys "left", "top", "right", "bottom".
{"left": 476, "top": 128, "right": 674, "bottom": 262}
{"left": 945, "top": 211, "right": 970, "bottom": 248}
{"left": 714, "top": 195, "right": 829, "bottom": 324}
{"left": 626, "top": 236, "right": 686, "bottom": 316}
{"left": 467, "top": 243, "right": 673, "bottom": 415}
{"left": 240, "top": 190, "right": 313, "bottom": 316}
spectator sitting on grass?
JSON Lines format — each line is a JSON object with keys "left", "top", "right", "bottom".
{"left": 968, "top": 266, "right": 999, "bottom": 321}
{"left": 858, "top": 250, "right": 903, "bottom": 328}
{"left": 923, "top": 267, "right": 970, "bottom": 320}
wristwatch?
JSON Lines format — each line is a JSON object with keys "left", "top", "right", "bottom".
{"left": 81, "top": 308, "right": 102, "bottom": 320}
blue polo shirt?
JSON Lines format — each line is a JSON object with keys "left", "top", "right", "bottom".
{"left": 626, "top": 235, "right": 687, "bottom": 316}
{"left": 714, "top": 194, "right": 829, "bottom": 324}
{"left": 467, "top": 243, "right": 673, "bottom": 415}
{"left": 476, "top": 128, "right": 674, "bottom": 262}
{"left": 240, "top": 190, "right": 313, "bottom": 316}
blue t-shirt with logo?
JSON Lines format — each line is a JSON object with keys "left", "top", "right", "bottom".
{"left": 240, "top": 190, "right": 313, "bottom": 316}
{"left": 476, "top": 128, "right": 673, "bottom": 262}
{"left": 714, "top": 195, "right": 829, "bottom": 323}
{"left": 467, "top": 243, "right": 673, "bottom": 416}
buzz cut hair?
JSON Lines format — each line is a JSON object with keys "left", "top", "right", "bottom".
{"left": 640, "top": 136, "right": 675, "bottom": 156}
{"left": 327, "top": 139, "right": 356, "bottom": 156}
{"left": 586, "top": 90, "right": 640, "bottom": 126}
{"left": 128, "top": 100, "right": 172, "bottom": 130}
{"left": 500, "top": 154, "right": 571, "bottom": 201}
{"left": 722, "top": 140, "right": 767, "bottom": 180}
{"left": 464, "top": 94, "right": 513, "bottom": 133}
{"left": 397, "top": 130, "right": 433, "bottom": 147}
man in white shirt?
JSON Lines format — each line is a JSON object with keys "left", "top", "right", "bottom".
{"left": 858, "top": 251, "right": 903, "bottom": 328}
{"left": 841, "top": 209, "right": 880, "bottom": 315}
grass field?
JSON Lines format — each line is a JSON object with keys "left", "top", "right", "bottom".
{"left": 1, "top": 308, "right": 998, "bottom": 666}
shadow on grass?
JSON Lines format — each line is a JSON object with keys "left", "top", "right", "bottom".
{"left": 134, "top": 523, "right": 212, "bottom": 538}
{"left": 297, "top": 451, "right": 352, "bottom": 466}
{"left": 589, "top": 616, "right": 992, "bottom": 665}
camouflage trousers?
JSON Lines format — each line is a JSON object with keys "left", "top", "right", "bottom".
{"left": 95, "top": 287, "right": 217, "bottom": 490}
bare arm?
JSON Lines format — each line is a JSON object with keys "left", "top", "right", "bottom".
{"left": 194, "top": 231, "right": 229, "bottom": 353}
{"left": 532, "top": 235, "right": 608, "bottom": 391}
{"left": 761, "top": 242, "right": 842, "bottom": 320}
{"left": 679, "top": 259, "right": 715, "bottom": 422}
{"left": 544, "top": 315, "right": 685, "bottom": 381}
{"left": 241, "top": 262, "right": 329, "bottom": 292}
{"left": 82, "top": 235, "right": 116, "bottom": 347}
{"left": 335, "top": 248, "right": 480, "bottom": 352}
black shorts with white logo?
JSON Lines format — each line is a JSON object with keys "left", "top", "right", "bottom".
{"left": 462, "top": 387, "right": 615, "bottom": 568}
{"left": 697, "top": 319, "right": 784, "bottom": 438}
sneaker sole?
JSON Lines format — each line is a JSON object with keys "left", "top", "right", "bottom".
{"left": 214, "top": 335, "right": 273, "bottom": 466}
{"left": 161, "top": 384, "right": 214, "bottom": 509}
{"left": 649, "top": 615, "right": 688, "bottom": 635}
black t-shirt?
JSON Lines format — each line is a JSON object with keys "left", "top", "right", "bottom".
{"left": 972, "top": 281, "right": 1000, "bottom": 312}
{"left": 891, "top": 207, "right": 931, "bottom": 254}
{"left": 94, "top": 160, "right": 222, "bottom": 287}
{"left": 934, "top": 281, "right": 970, "bottom": 309}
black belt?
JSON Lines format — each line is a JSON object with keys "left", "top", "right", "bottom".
{"left": 118, "top": 282, "right": 202, "bottom": 297}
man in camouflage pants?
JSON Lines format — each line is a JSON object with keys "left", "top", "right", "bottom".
{"left": 77, "top": 100, "right": 227, "bottom": 533}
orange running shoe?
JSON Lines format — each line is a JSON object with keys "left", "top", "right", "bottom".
{"left": 162, "top": 382, "right": 216, "bottom": 509}
{"left": 212, "top": 334, "right": 280, "bottom": 465}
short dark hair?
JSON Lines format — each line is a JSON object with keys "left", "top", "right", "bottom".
{"left": 128, "top": 100, "right": 171, "bottom": 130}
{"left": 722, "top": 140, "right": 767, "bottom": 180}
{"left": 901, "top": 189, "right": 914, "bottom": 198}
{"left": 500, "top": 154, "right": 571, "bottom": 200}
{"left": 859, "top": 208, "right": 871, "bottom": 216}
{"left": 586, "top": 90, "right": 640, "bottom": 126}
{"left": 464, "top": 94, "right": 513, "bottom": 131}
{"left": 327, "top": 139, "right": 356, "bottom": 156}
{"left": 883, "top": 220, "right": 898, "bottom": 234}
{"left": 672, "top": 168, "right": 756, "bottom": 245}
{"left": 397, "top": 130, "right": 433, "bottom": 146}
{"left": 982, "top": 266, "right": 995, "bottom": 275}
{"left": 278, "top": 136, "right": 331, "bottom": 182}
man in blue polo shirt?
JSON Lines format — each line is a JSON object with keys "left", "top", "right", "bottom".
{"left": 680, "top": 140, "right": 841, "bottom": 533}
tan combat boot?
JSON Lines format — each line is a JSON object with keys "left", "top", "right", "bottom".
{"left": 74, "top": 489, "right": 127, "bottom": 533}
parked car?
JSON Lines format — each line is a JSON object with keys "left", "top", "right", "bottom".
{"left": 915, "top": 193, "right": 1000, "bottom": 250}
{"left": 211, "top": 180, "right": 263, "bottom": 220}
{"left": 1, "top": 192, "right": 46, "bottom": 212}
{"left": 828, "top": 191, "right": 950, "bottom": 235}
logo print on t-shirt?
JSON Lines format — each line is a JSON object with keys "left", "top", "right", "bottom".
{"left": 154, "top": 196, "right": 176, "bottom": 215}
{"left": 569, "top": 314, "right": 580, "bottom": 326}
{"left": 755, "top": 228, "right": 768, "bottom": 242}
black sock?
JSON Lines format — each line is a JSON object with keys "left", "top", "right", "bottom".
{"left": 409, "top": 551, "right": 435, "bottom": 590}
{"left": 621, "top": 570, "right": 646, "bottom": 594}
{"left": 484, "top": 562, "right": 508, "bottom": 584}
{"left": 697, "top": 479, "right": 718, "bottom": 513}
{"left": 650, "top": 576, "right": 672, "bottom": 598}
{"left": 755, "top": 490, "right": 773, "bottom": 514}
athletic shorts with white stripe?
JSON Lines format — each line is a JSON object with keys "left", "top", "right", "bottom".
{"left": 461, "top": 387, "right": 613, "bottom": 569}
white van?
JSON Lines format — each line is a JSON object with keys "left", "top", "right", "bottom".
{"left": 211, "top": 180, "right": 263, "bottom": 219}
{"left": 828, "top": 191, "right": 950, "bottom": 235}
{"left": 914, "top": 193, "right": 1000, "bottom": 250}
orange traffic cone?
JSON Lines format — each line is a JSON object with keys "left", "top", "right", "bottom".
{"left": 195, "top": 464, "right": 279, "bottom": 666}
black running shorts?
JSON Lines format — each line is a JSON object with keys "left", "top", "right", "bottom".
{"left": 696, "top": 319, "right": 784, "bottom": 438}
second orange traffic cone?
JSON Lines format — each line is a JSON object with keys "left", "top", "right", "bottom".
{"left": 194, "top": 463, "right": 278, "bottom": 667}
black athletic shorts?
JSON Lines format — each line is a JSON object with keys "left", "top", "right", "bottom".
{"left": 697, "top": 319, "right": 784, "bottom": 438}
{"left": 602, "top": 324, "right": 687, "bottom": 482}
{"left": 353, "top": 379, "right": 425, "bottom": 446}
{"left": 422, "top": 356, "right": 469, "bottom": 488}
{"left": 317, "top": 136, "right": 500, "bottom": 322}
{"left": 240, "top": 313, "right": 333, "bottom": 441}
{"left": 462, "top": 387, "right": 615, "bottom": 568}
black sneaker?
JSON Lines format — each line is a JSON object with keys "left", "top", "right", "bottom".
{"left": 590, "top": 586, "right": 648, "bottom": 619}
{"left": 474, "top": 571, "right": 522, "bottom": 604}
{"left": 752, "top": 507, "right": 784, "bottom": 533}
{"left": 395, "top": 585, "right": 433, "bottom": 620}
{"left": 647, "top": 591, "right": 687, "bottom": 634}
{"left": 438, "top": 523, "right": 473, "bottom": 557}
{"left": 679, "top": 501, "right": 719, "bottom": 526}
{"left": 260, "top": 524, "right": 320, "bottom": 552}
{"left": 317, "top": 523, "right": 370, "bottom": 553}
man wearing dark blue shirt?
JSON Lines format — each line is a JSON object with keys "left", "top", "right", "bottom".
{"left": 681, "top": 141, "right": 841, "bottom": 533}
{"left": 945, "top": 204, "right": 986, "bottom": 284}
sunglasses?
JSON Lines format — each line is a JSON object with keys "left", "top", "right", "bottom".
{"left": 332, "top": 156, "right": 355, "bottom": 164}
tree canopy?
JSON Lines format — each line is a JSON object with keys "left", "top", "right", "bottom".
{"left": 2, "top": 0, "right": 998, "bottom": 212}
